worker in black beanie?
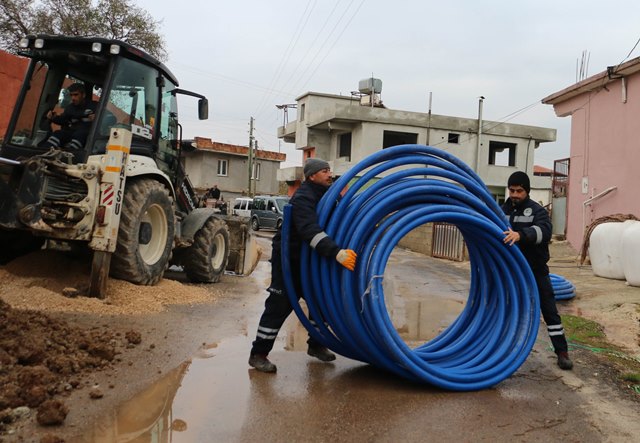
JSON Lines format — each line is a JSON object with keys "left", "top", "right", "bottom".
{"left": 507, "top": 170, "right": 530, "bottom": 193}
{"left": 502, "top": 171, "right": 573, "bottom": 370}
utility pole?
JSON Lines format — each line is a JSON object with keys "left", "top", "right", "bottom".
{"left": 475, "top": 96, "right": 485, "bottom": 172}
{"left": 248, "top": 117, "right": 255, "bottom": 197}
{"left": 253, "top": 140, "right": 259, "bottom": 196}
{"left": 426, "top": 91, "right": 433, "bottom": 146}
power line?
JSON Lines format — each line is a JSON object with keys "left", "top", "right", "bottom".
{"left": 255, "top": 0, "right": 353, "bottom": 120}
{"left": 296, "top": 0, "right": 366, "bottom": 93}
{"left": 252, "top": 1, "right": 318, "bottom": 117}
{"left": 173, "top": 63, "right": 296, "bottom": 97}
{"left": 614, "top": 34, "right": 640, "bottom": 70}
{"left": 270, "top": 0, "right": 348, "bottom": 105}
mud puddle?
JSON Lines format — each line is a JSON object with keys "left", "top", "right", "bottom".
{"left": 77, "top": 249, "right": 470, "bottom": 442}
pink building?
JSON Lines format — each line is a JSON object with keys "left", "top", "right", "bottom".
{"left": 543, "top": 58, "right": 640, "bottom": 250}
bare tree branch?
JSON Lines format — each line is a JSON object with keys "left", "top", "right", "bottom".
{"left": 0, "top": 0, "right": 167, "bottom": 61}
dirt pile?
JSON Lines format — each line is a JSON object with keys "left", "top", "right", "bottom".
{"left": 0, "top": 249, "right": 223, "bottom": 438}
{"left": 0, "top": 298, "right": 131, "bottom": 432}
{"left": 0, "top": 250, "right": 220, "bottom": 315}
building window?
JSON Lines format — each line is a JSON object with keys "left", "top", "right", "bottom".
{"left": 383, "top": 130, "right": 418, "bottom": 148}
{"left": 339, "top": 132, "right": 352, "bottom": 160}
{"left": 488, "top": 141, "right": 516, "bottom": 166}
{"left": 299, "top": 104, "right": 305, "bottom": 122}
{"left": 448, "top": 133, "right": 460, "bottom": 144}
{"left": 217, "top": 159, "right": 228, "bottom": 176}
{"left": 252, "top": 162, "right": 261, "bottom": 180}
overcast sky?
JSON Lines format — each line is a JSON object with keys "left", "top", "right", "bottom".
{"left": 135, "top": 0, "right": 640, "bottom": 168}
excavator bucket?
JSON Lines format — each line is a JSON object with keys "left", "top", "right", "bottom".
{"left": 223, "top": 216, "right": 261, "bottom": 275}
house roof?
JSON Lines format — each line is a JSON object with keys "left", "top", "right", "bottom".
{"left": 192, "top": 137, "right": 286, "bottom": 162}
{"left": 542, "top": 56, "right": 640, "bottom": 105}
{"left": 533, "top": 165, "right": 553, "bottom": 175}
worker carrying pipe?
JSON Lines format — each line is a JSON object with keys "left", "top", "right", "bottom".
{"left": 248, "top": 158, "right": 357, "bottom": 373}
{"left": 502, "top": 171, "right": 573, "bottom": 370}
{"left": 273, "top": 145, "right": 542, "bottom": 391}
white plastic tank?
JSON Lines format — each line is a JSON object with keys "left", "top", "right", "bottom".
{"left": 622, "top": 221, "right": 640, "bottom": 286}
{"left": 588, "top": 221, "right": 638, "bottom": 280}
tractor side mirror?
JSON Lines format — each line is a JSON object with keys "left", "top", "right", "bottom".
{"left": 198, "top": 98, "right": 208, "bottom": 120}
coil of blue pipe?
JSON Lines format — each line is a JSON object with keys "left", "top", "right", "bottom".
{"left": 281, "top": 144, "right": 540, "bottom": 391}
{"left": 550, "top": 273, "right": 576, "bottom": 300}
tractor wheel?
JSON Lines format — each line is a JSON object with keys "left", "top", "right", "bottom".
{"left": 184, "top": 217, "right": 230, "bottom": 283}
{"left": 251, "top": 217, "right": 260, "bottom": 231}
{"left": 110, "top": 179, "right": 175, "bottom": 285}
{"left": 0, "top": 228, "right": 45, "bottom": 265}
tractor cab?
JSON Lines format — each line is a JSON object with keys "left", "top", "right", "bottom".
{"left": 1, "top": 35, "right": 207, "bottom": 195}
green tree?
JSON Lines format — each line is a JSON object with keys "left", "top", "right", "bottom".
{"left": 0, "top": 0, "right": 167, "bottom": 61}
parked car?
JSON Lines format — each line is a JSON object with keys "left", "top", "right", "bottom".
{"left": 233, "top": 197, "right": 253, "bottom": 217}
{"left": 250, "top": 195, "right": 290, "bottom": 231}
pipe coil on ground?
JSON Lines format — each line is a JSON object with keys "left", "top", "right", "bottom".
{"left": 281, "top": 144, "right": 540, "bottom": 391}
{"left": 550, "top": 273, "right": 576, "bottom": 300}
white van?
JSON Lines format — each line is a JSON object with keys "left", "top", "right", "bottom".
{"left": 233, "top": 198, "right": 253, "bottom": 217}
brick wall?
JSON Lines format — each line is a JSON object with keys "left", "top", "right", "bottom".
{"left": 0, "top": 50, "right": 29, "bottom": 139}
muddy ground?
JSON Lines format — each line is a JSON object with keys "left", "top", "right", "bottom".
{"left": 0, "top": 250, "right": 226, "bottom": 443}
{"left": 0, "top": 238, "right": 639, "bottom": 442}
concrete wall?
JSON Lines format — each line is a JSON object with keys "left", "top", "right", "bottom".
{"left": 548, "top": 72, "right": 640, "bottom": 249}
{"left": 287, "top": 92, "right": 556, "bottom": 195}
{"left": 183, "top": 151, "right": 282, "bottom": 199}
{"left": 398, "top": 224, "right": 433, "bottom": 255}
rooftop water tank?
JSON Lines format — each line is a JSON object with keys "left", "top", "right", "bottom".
{"left": 358, "top": 78, "right": 382, "bottom": 94}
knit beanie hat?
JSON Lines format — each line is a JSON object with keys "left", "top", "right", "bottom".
{"left": 507, "top": 171, "right": 530, "bottom": 194}
{"left": 304, "top": 158, "right": 330, "bottom": 179}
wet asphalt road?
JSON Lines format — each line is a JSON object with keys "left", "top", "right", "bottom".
{"left": 76, "top": 234, "right": 640, "bottom": 442}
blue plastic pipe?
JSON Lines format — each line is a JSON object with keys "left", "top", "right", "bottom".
{"left": 281, "top": 144, "right": 540, "bottom": 390}
{"left": 550, "top": 273, "right": 576, "bottom": 300}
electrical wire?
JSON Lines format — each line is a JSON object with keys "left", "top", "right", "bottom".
{"left": 253, "top": 0, "right": 319, "bottom": 117}
{"left": 281, "top": 144, "right": 541, "bottom": 390}
{"left": 611, "top": 34, "right": 640, "bottom": 74}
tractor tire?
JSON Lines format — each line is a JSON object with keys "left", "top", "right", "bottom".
{"left": 184, "top": 217, "right": 230, "bottom": 283}
{"left": 110, "top": 179, "right": 175, "bottom": 285}
{"left": 251, "top": 217, "right": 260, "bottom": 231}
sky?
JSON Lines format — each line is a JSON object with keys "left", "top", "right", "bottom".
{"left": 135, "top": 0, "right": 640, "bottom": 168}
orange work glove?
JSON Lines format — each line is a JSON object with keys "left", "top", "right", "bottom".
{"left": 336, "top": 249, "right": 357, "bottom": 271}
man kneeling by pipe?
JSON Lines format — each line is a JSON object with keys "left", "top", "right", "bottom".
{"left": 502, "top": 171, "right": 573, "bottom": 370}
{"left": 249, "top": 158, "right": 357, "bottom": 373}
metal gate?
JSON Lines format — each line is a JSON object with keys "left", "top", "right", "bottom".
{"left": 431, "top": 222, "right": 466, "bottom": 261}
{"left": 552, "top": 158, "right": 570, "bottom": 198}
{"left": 552, "top": 158, "right": 570, "bottom": 237}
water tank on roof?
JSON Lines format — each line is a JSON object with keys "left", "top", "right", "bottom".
{"left": 358, "top": 78, "right": 382, "bottom": 94}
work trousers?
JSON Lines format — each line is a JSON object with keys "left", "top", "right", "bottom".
{"left": 43, "top": 126, "right": 90, "bottom": 150}
{"left": 250, "top": 249, "right": 321, "bottom": 356}
{"left": 535, "top": 270, "right": 568, "bottom": 354}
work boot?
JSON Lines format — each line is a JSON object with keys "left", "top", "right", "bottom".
{"left": 557, "top": 352, "right": 573, "bottom": 370}
{"left": 248, "top": 354, "right": 277, "bottom": 373}
{"left": 307, "top": 345, "right": 336, "bottom": 362}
